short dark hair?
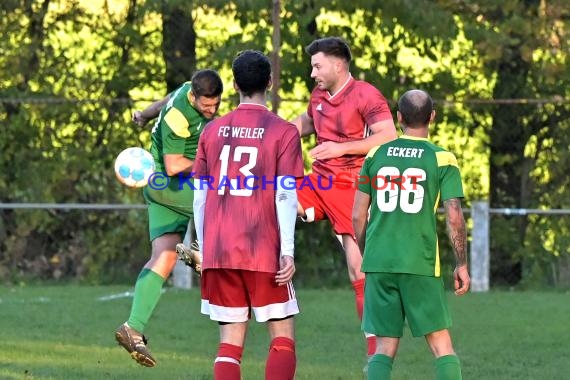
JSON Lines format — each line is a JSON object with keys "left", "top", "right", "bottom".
{"left": 305, "top": 37, "right": 352, "bottom": 63}
{"left": 397, "top": 90, "right": 434, "bottom": 128}
{"left": 232, "top": 50, "right": 271, "bottom": 97}
{"left": 191, "top": 69, "right": 223, "bottom": 98}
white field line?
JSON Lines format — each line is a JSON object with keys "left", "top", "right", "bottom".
{"left": 97, "top": 288, "right": 166, "bottom": 301}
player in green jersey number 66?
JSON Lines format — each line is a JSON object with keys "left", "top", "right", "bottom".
{"left": 353, "top": 89, "right": 470, "bottom": 380}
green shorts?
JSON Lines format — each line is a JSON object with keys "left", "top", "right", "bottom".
{"left": 144, "top": 186, "right": 194, "bottom": 241}
{"left": 362, "top": 273, "right": 451, "bottom": 337}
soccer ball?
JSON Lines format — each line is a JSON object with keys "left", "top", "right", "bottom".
{"left": 114, "top": 147, "right": 155, "bottom": 188}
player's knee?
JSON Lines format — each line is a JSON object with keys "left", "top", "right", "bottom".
{"left": 298, "top": 205, "right": 315, "bottom": 222}
{"left": 426, "top": 330, "right": 455, "bottom": 357}
{"left": 296, "top": 202, "right": 305, "bottom": 217}
{"left": 345, "top": 252, "right": 363, "bottom": 279}
{"left": 376, "top": 337, "right": 399, "bottom": 357}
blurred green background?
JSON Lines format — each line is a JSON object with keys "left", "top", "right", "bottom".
{"left": 0, "top": 0, "right": 568, "bottom": 288}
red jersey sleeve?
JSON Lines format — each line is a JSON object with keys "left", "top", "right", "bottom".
{"left": 277, "top": 126, "right": 304, "bottom": 178}
{"left": 358, "top": 82, "right": 393, "bottom": 126}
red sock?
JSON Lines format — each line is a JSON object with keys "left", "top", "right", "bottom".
{"left": 352, "top": 279, "right": 375, "bottom": 355}
{"left": 214, "top": 343, "right": 243, "bottom": 380}
{"left": 265, "top": 337, "right": 296, "bottom": 380}
{"left": 352, "top": 278, "right": 365, "bottom": 320}
{"left": 366, "top": 335, "right": 377, "bottom": 356}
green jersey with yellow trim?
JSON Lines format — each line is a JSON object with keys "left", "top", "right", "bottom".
{"left": 144, "top": 82, "right": 210, "bottom": 209}
{"left": 358, "top": 135, "right": 464, "bottom": 277}
{"left": 150, "top": 82, "right": 210, "bottom": 174}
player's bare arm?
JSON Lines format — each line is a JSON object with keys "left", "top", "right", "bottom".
{"left": 132, "top": 95, "right": 170, "bottom": 127}
{"left": 352, "top": 190, "right": 371, "bottom": 254}
{"left": 444, "top": 197, "right": 471, "bottom": 295}
{"left": 309, "top": 118, "right": 397, "bottom": 160}
{"left": 163, "top": 153, "right": 194, "bottom": 176}
{"left": 291, "top": 112, "right": 316, "bottom": 137}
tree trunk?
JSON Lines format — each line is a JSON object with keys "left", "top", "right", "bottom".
{"left": 489, "top": 46, "right": 531, "bottom": 286}
{"left": 161, "top": 2, "right": 197, "bottom": 93}
{"left": 271, "top": 0, "right": 281, "bottom": 113}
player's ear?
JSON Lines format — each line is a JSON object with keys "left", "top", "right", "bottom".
{"left": 267, "top": 76, "right": 273, "bottom": 91}
{"left": 233, "top": 80, "right": 240, "bottom": 92}
{"left": 335, "top": 58, "right": 343, "bottom": 73}
{"left": 396, "top": 111, "right": 403, "bottom": 125}
{"left": 189, "top": 91, "right": 196, "bottom": 105}
{"left": 429, "top": 110, "right": 436, "bottom": 124}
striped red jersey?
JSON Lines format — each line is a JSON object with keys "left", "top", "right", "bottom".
{"left": 193, "top": 104, "right": 304, "bottom": 273}
{"left": 307, "top": 77, "right": 393, "bottom": 179}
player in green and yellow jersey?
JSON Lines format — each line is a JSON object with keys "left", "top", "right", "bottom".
{"left": 115, "top": 70, "right": 223, "bottom": 367}
{"left": 144, "top": 78, "right": 216, "bottom": 224}
{"left": 353, "top": 89, "right": 470, "bottom": 380}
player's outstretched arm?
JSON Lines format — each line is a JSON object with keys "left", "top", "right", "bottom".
{"left": 132, "top": 94, "right": 171, "bottom": 127}
{"left": 444, "top": 198, "right": 470, "bottom": 295}
{"left": 309, "top": 119, "right": 397, "bottom": 160}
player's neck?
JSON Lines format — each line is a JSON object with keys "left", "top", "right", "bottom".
{"left": 240, "top": 93, "right": 267, "bottom": 107}
{"left": 402, "top": 126, "right": 429, "bottom": 138}
{"left": 328, "top": 72, "right": 351, "bottom": 97}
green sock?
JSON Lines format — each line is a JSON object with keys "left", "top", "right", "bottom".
{"left": 367, "top": 354, "right": 393, "bottom": 380}
{"left": 127, "top": 269, "right": 165, "bottom": 333}
{"left": 435, "top": 355, "right": 462, "bottom": 380}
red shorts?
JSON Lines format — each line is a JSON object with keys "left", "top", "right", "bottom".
{"left": 296, "top": 172, "right": 356, "bottom": 236}
{"left": 200, "top": 269, "right": 299, "bottom": 323}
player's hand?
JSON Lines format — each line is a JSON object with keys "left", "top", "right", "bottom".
{"left": 132, "top": 110, "right": 149, "bottom": 127}
{"left": 275, "top": 255, "right": 295, "bottom": 286}
{"left": 453, "top": 264, "right": 470, "bottom": 296}
{"left": 309, "top": 141, "right": 345, "bottom": 160}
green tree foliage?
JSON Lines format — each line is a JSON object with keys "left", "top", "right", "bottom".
{"left": 435, "top": 0, "right": 570, "bottom": 285}
{"left": 0, "top": 0, "right": 567, "bottom": 287}
{"left": 0, "top": 0, "right": 154, "bottom": 283}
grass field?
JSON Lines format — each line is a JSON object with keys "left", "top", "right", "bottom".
{"left": 0, "top": 285, "right": 568, "bottom": 380}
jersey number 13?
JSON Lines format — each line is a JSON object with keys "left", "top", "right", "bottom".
{"left": 218, "top": 145, "right": 258, "bottom": 197}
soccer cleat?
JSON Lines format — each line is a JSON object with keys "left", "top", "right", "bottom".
{"left": 175, "top": 241, "right": 202, "bottom": 276}
{"left": 115, "top": 323, "right": 157, "bottom": 367}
